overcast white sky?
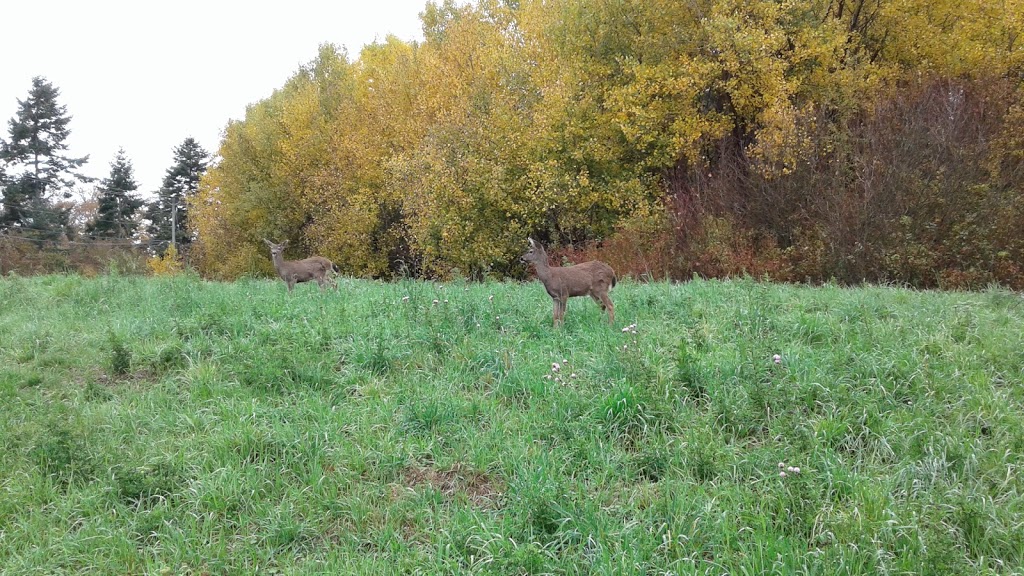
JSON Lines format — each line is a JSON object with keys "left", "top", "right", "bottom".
{"left": 0, "top": 0, "right": 430, "bottom": 195}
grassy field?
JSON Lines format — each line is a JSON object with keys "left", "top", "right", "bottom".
{"left": 1, "top": 273, "right": 1023, "bottom": 575}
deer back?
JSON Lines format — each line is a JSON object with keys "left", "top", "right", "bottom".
{"left": 551, "top": 260, "right": 616, "bottom": 296}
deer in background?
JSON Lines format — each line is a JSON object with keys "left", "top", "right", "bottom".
{"left": 263, "top": 239, "right": 339, "bottom": 292}
{"left": 521, "top": 237, "right": 616, "bottom": 327}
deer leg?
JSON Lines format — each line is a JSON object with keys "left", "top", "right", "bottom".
{"left": 557, "top": 297, "right": 567, "bottom": 326}
{"left": 599, "top": 293, "right": 614, "bottom": 325}
{"left": 590, "top": 293, "right": 606, "bottom": 310}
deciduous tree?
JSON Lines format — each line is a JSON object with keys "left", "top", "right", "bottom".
{"left": 188, "top": 0, "right": 1024, "bottom": 287}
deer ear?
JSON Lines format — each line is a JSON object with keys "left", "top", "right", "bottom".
{"left": 528, "top": 237, "right": 536, "bottom": 247}
{"left": 263, "top": 238, "right": 272, "bottom": 247}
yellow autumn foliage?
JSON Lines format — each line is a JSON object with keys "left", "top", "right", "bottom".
{"left": 188, "top": 0, "right": 1024, "bottom": 280}
{"left": 147, "top": 244, "right": 183, "bottom": 276}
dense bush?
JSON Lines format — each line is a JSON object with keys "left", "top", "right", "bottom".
{"left": 629, "top": 75, "right": 1024, "bottom": 288}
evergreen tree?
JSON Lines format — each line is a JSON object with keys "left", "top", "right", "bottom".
{"left": 145, "top": 137, "right": 209, "bottom": 250}
{"left": 86, "top": 148, "right": 143, "bottom": 239}
{"left": 0, "top": 76, "right": 90, "bottom": 238}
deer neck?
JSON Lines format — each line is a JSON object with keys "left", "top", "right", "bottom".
{"left": 532, "top": 257, "right": 553, "bottom": 281}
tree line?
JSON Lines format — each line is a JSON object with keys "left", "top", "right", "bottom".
{"left": 4, "top": 0, "right": 1023, "bottom": 287}
{"left": 188, "top": 0, "right": 1024, "bottom": 289}
{"left": 0, "top": 77, "right": 210, "bottom": 256}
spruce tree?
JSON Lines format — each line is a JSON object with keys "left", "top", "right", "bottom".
{"left": 145, "top": 137, "right": 209, "bottom": 251}
{"left": 0, "top": 76, "right": 90, "bottom": 238}
{"left": 86, "top": 148, "right": 143, "bottom": 239}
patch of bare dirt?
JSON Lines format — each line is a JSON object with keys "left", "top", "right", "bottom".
{"left": 394, "top": 463, "right": 503, "bottom": 509}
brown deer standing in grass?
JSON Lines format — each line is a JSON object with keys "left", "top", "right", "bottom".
{"left": 521, "top": 237, "right": 616, "bottom": 326}
{"left": 263, "top": 239, "right": 339, "bottom": 292}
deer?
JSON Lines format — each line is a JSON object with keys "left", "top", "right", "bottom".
{"left": 263, "top": 239, "right": 339, "bottom": 292}
{"left": 521, "top": 237, "right": 616, "bottom": 327}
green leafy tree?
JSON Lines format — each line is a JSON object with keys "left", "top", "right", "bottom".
{"left": 0, "top": 76, "right": 90, "bottom": 238}
{"left": 145, "top": 137, "right": 209, "bottom": 250}
{"left": 85, "top": 148, "right": 143, "bottom": 239}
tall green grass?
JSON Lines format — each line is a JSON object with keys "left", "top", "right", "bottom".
{"left": 1, "top": 273, "right": 1022, "bottom": 574}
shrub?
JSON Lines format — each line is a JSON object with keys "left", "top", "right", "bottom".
{"left": 147, "top": 244, "right": 183, "bottom": 276}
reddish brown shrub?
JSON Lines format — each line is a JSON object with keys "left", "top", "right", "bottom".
{"left": 653, "top": 74, "right": 1024, "bottom": 289}
{"left": 0, "top": 235, "right": 148, "bottom": 276}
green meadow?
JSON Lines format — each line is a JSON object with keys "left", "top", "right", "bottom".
{"left": 1, "top": 274, "right": 1023, "bottom": 574}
